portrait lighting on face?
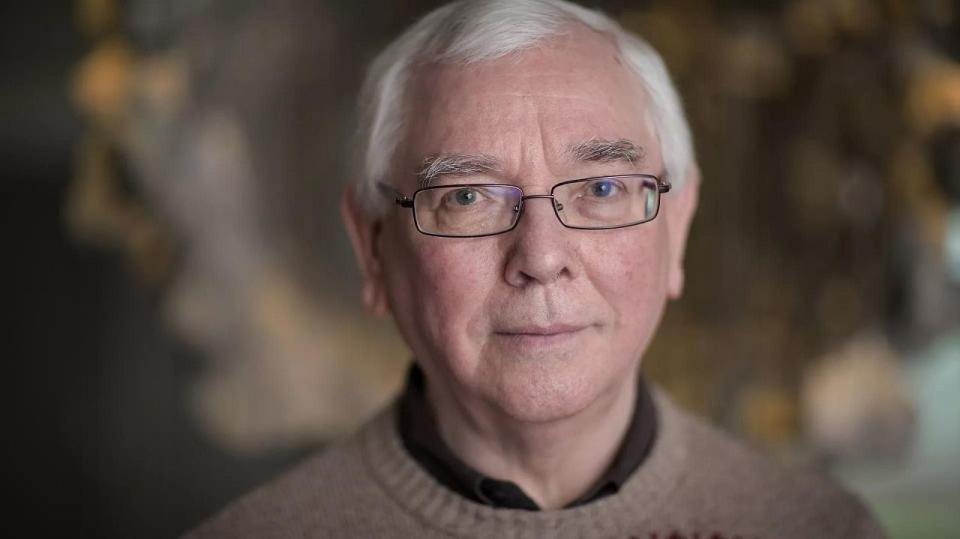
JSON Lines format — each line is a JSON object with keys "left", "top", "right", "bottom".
{"left": 183, "top": 2, "right": 890, "bottom": 537}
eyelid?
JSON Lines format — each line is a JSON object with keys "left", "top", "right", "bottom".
{"left": 454, "top": 185, "right": 492, "bottom": 195}
{"left": 442, "top": 185, "right": 490, "bottom": 205}
{"left": 589, "top": 176, "right": 624, "bottom": 183}
{"left": 585, "top": 177, "right": 625, "bottom": 190}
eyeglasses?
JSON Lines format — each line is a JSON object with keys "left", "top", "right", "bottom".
{"left": 377, "top": 174, "right": 671, "bottom": 238}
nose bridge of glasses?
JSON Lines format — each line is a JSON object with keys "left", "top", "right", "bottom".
{"left": 516, "top": 193, "right": 560, "bottom": 212}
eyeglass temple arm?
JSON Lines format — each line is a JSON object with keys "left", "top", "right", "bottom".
{"left": 658, "top": 179, "right": 672, "bottom": 194}
{"left": 376, "top": 181, "right": 414, "bottom": 208}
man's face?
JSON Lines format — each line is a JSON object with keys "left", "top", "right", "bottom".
{"left": 347, "top": 26, "right": 696, "bottom": 422}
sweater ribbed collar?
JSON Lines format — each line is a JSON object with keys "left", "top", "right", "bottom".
{"left": 360, "top": 386, "right": 691, "bottom": 538}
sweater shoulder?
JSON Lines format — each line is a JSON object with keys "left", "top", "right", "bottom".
{"left": 659, "top": 394, "right": 885, "bottom": 538}
{"left": 182, "top": 410, "right": 410, "bottom": 539}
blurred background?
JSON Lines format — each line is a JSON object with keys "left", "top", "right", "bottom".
{"left": 4, "top": 0, "right": 958, "bottom": 537}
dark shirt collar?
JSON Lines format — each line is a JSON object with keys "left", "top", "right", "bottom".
{"left": 397, "top": 364, "right": 658, "bottom": 511}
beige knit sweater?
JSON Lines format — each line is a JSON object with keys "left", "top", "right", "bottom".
{"left": 185, "top": 389, "right": 886, "bottom": 538}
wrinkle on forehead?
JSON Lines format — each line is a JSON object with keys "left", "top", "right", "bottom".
{"left": 490, "top": 92, "right": 622, "bottom": 103}
{"left": 400, "top": 25, "right": 658, "bottom": 183}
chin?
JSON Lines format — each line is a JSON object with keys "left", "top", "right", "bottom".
{"left": 487, "top": 360, "right": 615, "bottom": 424}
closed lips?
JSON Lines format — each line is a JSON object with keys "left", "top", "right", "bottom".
{"left": 495, "top": 324, "right": 588, "bottom": 336}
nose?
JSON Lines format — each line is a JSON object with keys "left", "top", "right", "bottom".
{"left": 503, "top": 195, "right": 578, "bottom": 287}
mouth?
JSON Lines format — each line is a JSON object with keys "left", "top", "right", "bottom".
{"left": 496, "top": 324, "right": 586, "bottom": 336}
{"left": 493, "top": 324, "right": 589, "bottom": 347}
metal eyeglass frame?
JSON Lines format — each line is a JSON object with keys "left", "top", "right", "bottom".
{"left": 376, "top": 174, "right": 671, "bottom": 238}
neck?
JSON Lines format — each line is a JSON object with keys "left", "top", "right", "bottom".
{"left": 426, "top": 369, "right": 639, "bottom": 510}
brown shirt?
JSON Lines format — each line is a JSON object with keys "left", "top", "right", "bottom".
{"left": 397, "top": 364, "right": 657, "bottom": 510}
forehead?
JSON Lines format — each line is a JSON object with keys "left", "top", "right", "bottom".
{"left": 400, "top": 25, "right": 658, "bottom": 176}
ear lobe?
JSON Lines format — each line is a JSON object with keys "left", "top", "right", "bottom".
{"left": 360, "top": 219, "right": 389, "bottom": 317}
{"left": 667, "top": 267, "right": 685, "bottom": 300}
{"left": 665, "top": 165, "right": 700, "bottom": 300}
{"left": 340, "top": 186, "right": 389, "bottom": 317}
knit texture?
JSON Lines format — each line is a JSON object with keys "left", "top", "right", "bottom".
{"left": 185, "top": 389, "right": 887, "bottom": 538}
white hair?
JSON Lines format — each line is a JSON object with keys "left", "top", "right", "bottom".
{"left": 353, "top": 0, "right": 694, "bottom": 215}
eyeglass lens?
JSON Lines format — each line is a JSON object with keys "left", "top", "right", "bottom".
{"left": 412, "top": 176, "right": 660, "bottom": 237}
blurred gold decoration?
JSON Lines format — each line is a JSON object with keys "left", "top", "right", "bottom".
{"left": 784, "top": 0, "right": 881, "bottom": 55}
{"left": 135, "top": 54, "right": 189, "bottom": 120}
{"left": 785, "top": 138, "right": 844, "bottom": 231}
{"left": 76, "top": 0, "right": 119, "bottom": 37}
{"left": 892, "top": 142, "right": 947, "bottom": 248}
{"left": 905, "top": 62, "right": 960, "bottom": 136}
{"left": 735, "top": 384, "right": 799, "bottom": 450}
{"left": 895, "top": 55, "right": 960, "bottom": 250}
{"left": 831, "top": 0, "right": 882, "bottom": 38}
{"left": 70, "top": 38, "right": 133, "bottom": 138}
{"left": 68, "top": 0, "right": 412, "bottom": 455}
{"left": 66, "top": 135, "right": 177, "bottom": 285}
{"left": 644, "top": 313, "right": 716, "bottom": 414}
{"left": 68, "top": 12, "right": 178, "bottom": 286}
{"left": 784, "top": 0, "right": 837, "bottom": 55}
{"left": 619, "top": 5, "right": 702, "bottom": 80}
{"left": 631, "top": 0, "right": 910, "bottom": 449}
{"left": 717, "top": 26, "right": 793, "bottom": 99}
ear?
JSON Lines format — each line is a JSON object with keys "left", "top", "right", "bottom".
{"left": 664, "top": 164, "right": 700, "bottom": 300}
{"left": 340, "top": 185, "right": 390, "bottom": 317}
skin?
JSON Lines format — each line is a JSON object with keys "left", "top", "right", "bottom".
{"left": 342, "top": 24, "right": 698, "bottom": 509}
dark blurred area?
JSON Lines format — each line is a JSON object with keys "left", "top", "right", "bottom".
{"left": 4, "top": 3, "right": 315, "bottom": 538}
{"left": 4, "top": 0, "right": 959, "bottom": 537}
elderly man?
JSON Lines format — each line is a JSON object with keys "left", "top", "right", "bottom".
{"left": 187, "top": 1, "right": 885, "bottom": 537}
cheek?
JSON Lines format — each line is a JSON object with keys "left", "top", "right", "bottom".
{"left": 387, "top": 236, "right": 500, "bottom": 356}
{"left": 591, "top": 228, "right": 670, "bottom": 341}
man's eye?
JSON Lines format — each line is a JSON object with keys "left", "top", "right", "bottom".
{"left": 587, "top": 179, "right": 620, "bottom": 198}
{"left": 448, "top": 188, "right": 481, "bottom": 206}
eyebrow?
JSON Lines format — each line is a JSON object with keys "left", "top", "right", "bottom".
{"left": 417, "top": 153, "right": 500, "bottom": 188}
{"left": 415, "top": 138, "right": 643, "bottom": 187}
{"left": 569, "top": 138, "right": 645, "bottom": 165}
